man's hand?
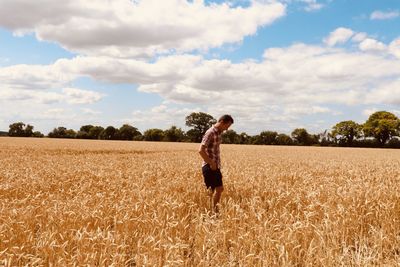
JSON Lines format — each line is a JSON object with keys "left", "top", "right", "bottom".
{"left": 199, "top": 145, "right": 217, "bottom": 170}
{"left": 210, "top": 161, "right": 217, "bottom": 170}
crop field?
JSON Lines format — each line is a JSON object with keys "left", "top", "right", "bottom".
{"left": 0, "top": 137, "right": 399, "bottom": 266}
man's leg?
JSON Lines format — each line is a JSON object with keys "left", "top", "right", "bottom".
{"left": 208, "top": 187, "right": 214, "bottom": 212}
{"left": 213, "top": 186, "right": 224, "bottom": 213}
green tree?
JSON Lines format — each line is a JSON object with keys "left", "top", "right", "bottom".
{"left": 261, "top": 131, "right": 278, "bottom": 145}
{"left": 222, "top": 129, "right": 240, "bottom": 144}
{"left": 24, "top": 124, "right": 34, "bottom": 137}
{"left": 76, "top": 130, "right": 90, "bottom": 139}
{"left": 276, "top": 133, "right": 293, "bottom": 145}
{"left": 164, "top": 126, "right": 185, "bottom": 142}
{"left": 363, "top": 111, "right": 400, "bottom": 146}
{"left": 76, "top": 125, "right": 105, "bottom": 139}
{"left": 48, "top": 127, "right": 66, "bottom": 138}
{"left": 387, "top": 137, "right": 400, "bottom": 148}
{"left": 99, "top": 126, "right": 119, "bottom": 140}
{"left": 119, "top": 124, "right": 141, "bottom": 140}
{"left": 185, "top": 129, "right": 199, "bottom": 143}
{"left": 291, "top": 128, "right": 311, "bottom": 145}
{"left": 252, "top": 131, "right": 278, "bottom": 145}
{"left": 80, "top": 125, "right": 94, "bottom": 134}
{"left": 32, "top": 131, "right": 44, "bottom": 138}
{"left": 48, "top": 127, "right": 76, "bottom": 138}
{"left": 133, "top": 134, "right": 144, "bottom": 141}
{"left": 8, "top": 122, "right": 34, "bottom": 137}
{"left": 88, "top": 126, "right": 104, "bottom": 139}
{"left": 185, "top": 112, "right": 216, "bottom": 143}
{"left": 238, "top": 132, "right": 250, "bottom": 144}
{"left": 76, "top": 125, "right": 94, "bottom": 139}
{"left": 144, "top": 128, "right": 164, "bottom": 141}
{"left": 318, "top": 130, "right": 335, "bottom": 146}
{"left": 65, "top": 129, "right": 77, "bottom": 138}
{"left": 309, "top": 134, "right": 320, "bottom": 145}
{"left": 332, "top": 120, "right": 361, "bottom": 146}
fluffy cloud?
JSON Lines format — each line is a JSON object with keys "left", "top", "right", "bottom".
{"left": 362, "top": 108, "right": 379, "bottom": 117}
{"left": 81, "top": 108, "right": 102, "bottom": 115}
{"left": 365, "top": 80, "right": 400, "bottom": 105}
{"left": 62, "top": 88, "right": 105, "bottom": 104}
{"left": 351, "top": 32, "right": 368, "bottom": 43}
{"left": 0, "top": 63, "right": 75, "bottom": 90}
{"left": 282, "top": 0, "right": 325, "bottom": 12}
{"left": 3, "top": 30, "right": 400, "bottom": 113}
{"left": 324, "top": 27, "right": 398, "bottom": 57}
{"left": 93, "top": 43, "right": 399, "bottom": 108}
{"left": 0, "top": 89, "right": 63, "bottom": 104}
{"left": 0, "top": 60, "right": 104, "bottom": 105}
{"left": 370, "top": 10, "right": 399, "bottom": 20}
{"left": 359, "top": 38, "right": 387, "bottom": 52}
{"left": 0, "top": 87, "right": 104, "bottom": 105}
{"left": 0, "top": 0, "right": 285, "bottom": 58}
{"left": 2, "top": 26, "right": 400, "bottom": 133}
{"left": 324, "top": 27, "right": 354, "bottom": 46}
{"left": 389, "top": 38, "right": 400, "bottom": 59}
{"left": 125, "top": 104, "right": 200, "bottom": 131}
{"left": 300, "top": 0, "right": 324, "bottom": 11}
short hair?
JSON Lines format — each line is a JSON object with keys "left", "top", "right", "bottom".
{"left": 218, "top": 114, "right": 234, "bottom": 124}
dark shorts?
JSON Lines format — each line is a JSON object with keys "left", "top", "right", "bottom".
{"left": 202, "top": 164, "right": 223, "bottom": 190}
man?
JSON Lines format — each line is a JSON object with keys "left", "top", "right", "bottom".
{"left": 198, "top": 114, "right": 234, "bottom": 213}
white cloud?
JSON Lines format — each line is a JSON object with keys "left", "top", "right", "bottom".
{"left": 0, "top": 86, "right": 104, "bottom": 105}
{"left": 365, "top": 80, "right": 400, "bottom": 105}
{"left": 301, "top": 0, "right": 324, "bottom": 11}
{"left": 370, "top": 10, "right": 399, "bottom": 20}
{"left": 81, "top": 108, "right": 102, "bottom": 115}
{"left": 389, "top": 38, "right": 400, "bottom": 59}
{"left": 0, "top": 63, "right": 75, "bottom": 90}
{"left": 362, "top": 108, "right": 379, "bottom": 117}
{"left": 359, "top": 38, "right": 387, "bottom": 52}
{"left": 324, "top": 27, "right": 354, "bottom": 46}
{"left": 126, "top": 104, "right": 200, "bottom": 131}
{"left": 0, "top": 0, "right": 286, "bottom": 58}
{"left": 282, "top": 0, "right": 325, "bottom": 12}
{"left": 2, "top": 26, "right": 400, "bottom": 133}
{"left": 5, "top": 34, "right": 399, "bottom": 112}
{"left": 284, "top": 105, "right": 331, "bottom": 116}
{"left": 62, "top": 87, "right": 105, "bottom": 104}
{"left": 0, "top": 88, "right": 64, "bottom": 104}
{"left": 42, "top": 108, "right": 68, "bottom": 120}
{"left": 1, "top": 107, "right": 73, "bottom": 127}
{"left": 351, "top": 32, "right": 368, "bottom": 43}
{"left": 0, "top": 60, "right": 104, "bottom": 105}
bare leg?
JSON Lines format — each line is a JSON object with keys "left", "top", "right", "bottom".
{"left": 213, "top": 186, "right": 224, "bottom": 213}
{"left": 208, "top": 188, "right": 214, "bottom": 213}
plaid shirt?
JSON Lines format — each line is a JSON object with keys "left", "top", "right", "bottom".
{"left": 201, "top": 126, "right": 222, "bottom": 168}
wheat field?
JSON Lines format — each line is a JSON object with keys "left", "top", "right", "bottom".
{"left": 0, "top": 137, "right": 399, "bottom": 266}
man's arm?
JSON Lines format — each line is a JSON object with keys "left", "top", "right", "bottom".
{"left": 198, "top": 144, "right": 217, "bottom": 170}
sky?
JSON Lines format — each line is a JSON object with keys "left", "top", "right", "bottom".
{"left": 0, "top": 0, "right": 399, "bottom": 135}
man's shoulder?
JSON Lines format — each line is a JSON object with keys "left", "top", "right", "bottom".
{"left": 204, "top": 127, "right": 217, "bottom": 136}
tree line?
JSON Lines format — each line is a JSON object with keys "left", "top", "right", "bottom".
{"left": 6, "top": 111, "right": 400, "bottom": 148}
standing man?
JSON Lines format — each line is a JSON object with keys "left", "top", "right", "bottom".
{"left": 198, "top": 114, "right": 234, "bottom": 213}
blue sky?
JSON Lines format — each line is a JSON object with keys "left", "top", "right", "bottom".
{"left": 0, "top": 0, "right": 399, "bottom": 135}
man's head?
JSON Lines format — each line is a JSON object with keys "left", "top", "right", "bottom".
{"left": 217, "top": 114, "right": 234, "bottom": 131}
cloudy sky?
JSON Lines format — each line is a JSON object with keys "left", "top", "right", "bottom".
{"left": 0, "top": 0, "right": 399, "bottom": 135}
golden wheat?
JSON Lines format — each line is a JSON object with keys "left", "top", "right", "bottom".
{"left": 0, "top": 137, "right": 399, "bottom": 266}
